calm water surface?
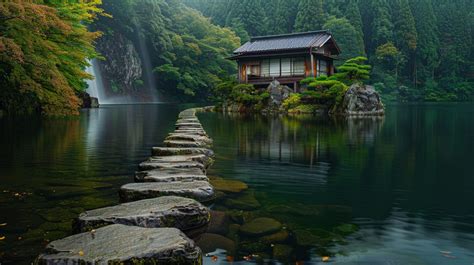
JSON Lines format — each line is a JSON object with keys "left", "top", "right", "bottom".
{"left": 0, "top": 103, "right": 473, "bottom": 264}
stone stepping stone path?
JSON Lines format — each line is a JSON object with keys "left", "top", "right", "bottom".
{"left": 36, "top": 224, "right": 202, "bottom": 265}
{"left": 73, "top": 196, "right": 210, "bottom": 233}
{"left": 36, "top": 107, "right": 217, "bottom": 264}
{"left": 135, "top": 168, "right": 208, "bottom": 183}
{"left": 120, "top": 181, "right": 215, "bottom": 203}
{"left": 152, "top": 147, "right": 214, "bottom": 157}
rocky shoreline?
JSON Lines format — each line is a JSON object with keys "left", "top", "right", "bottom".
{"left": 35, "top": 107, "right": 215, "bottom": 264}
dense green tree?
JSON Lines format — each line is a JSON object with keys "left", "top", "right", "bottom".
{"left": 344, "top": 0, "right": 365, "bottom": 54}
{"left": 294, "top": 0, "right": 325, "bottom": 32}
{"left": 391, "top": 0, "right": 417, "bottom": 83}
{"left": 324, "top": 17, "right": 365, "bottom": 64}
{"left": 410, "top": 0, "right": 439, "bottom": 87}
{"left": 269, "top": 0, "right": 298, "bottom": 34}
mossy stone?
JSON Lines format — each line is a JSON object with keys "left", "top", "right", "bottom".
{"left": 240, "top": 218, "right": 281, "bottom": 237}
{"left": 293, "top": 228, "right": 342, "bottom": 247}
{"left": 260, "top": 230, "right": 289, "bottom": 243}
{"left": 334, "top": 223, "right": 358, "bottom": 235}
{"left": 195, "top": 233, "right": 236, "bottom": 255}
{"left": 210, "top": 178, "right": 248, "bottom": 193}
{"left": 224, "top": 192, "right": 260, "bottom": 210}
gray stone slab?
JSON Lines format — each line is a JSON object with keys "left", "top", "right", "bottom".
{"left": 139, "top": 160, "right": 206, "bottom": 172}
{"left": 164, "top": 140, "right": 210, "bottom": 148}
{"left": 36, "top": 224, "right": 201, "bottom": 265}
{"left": 167, "top": 134, "right": 212, "bottom": 145}
{"left": 73, "top": 196, "right": 210, "bottom": 233}
{"left": 135, "top": 168, "right": 208, "bottom": 183}
{"left": 173, "top": 130, "right": 208, "bottom": 136}
{"left": 152, "top": 147, "right": 214, "bottom": 157}
{"left": 145, "top": 154, "right": 213, "bottom": 168}
{"left": 119, "top": 181, "right": 215, "bottom": 203}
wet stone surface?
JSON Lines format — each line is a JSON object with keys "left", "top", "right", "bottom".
{"left": 119, "top": 181, "right": 216, "bottom": 203}
{"left": 73, "top": 196, "right": 210, "bottom": 233}
{"left": 36, "top": 224, "right": 202, "bottom": 265}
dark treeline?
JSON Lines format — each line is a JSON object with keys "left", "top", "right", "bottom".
{"left": 184, "top": 0, "right": 474, "bottom": 101}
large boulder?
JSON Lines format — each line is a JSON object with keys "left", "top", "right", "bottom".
{"left": 36, "top": 224, "right": 201, "bottom": 265}
{"left": 73, "top": 196, "right": 210, "bottom": 233}
{"left": 336, "top": 83, "right": 385, "bottom": 116}
{"left": 267, "top": 80, "right": 293, "bottom": 108}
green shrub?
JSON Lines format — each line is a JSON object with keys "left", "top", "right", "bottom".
{"left": 282, "top": 94, "right": 301, "bottom": 110}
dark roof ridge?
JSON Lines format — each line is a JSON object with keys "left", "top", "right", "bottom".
{"left": 250, "top": 30, "right": 329, "bottom": 42}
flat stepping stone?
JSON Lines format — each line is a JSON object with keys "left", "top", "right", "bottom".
{"left": 73, "top": 196, "right": 210, "bottom": 233}
{"left": 167, "top": 134, "right": 212, "bottom": 144}
{"left": 152, "top": 147, "right": 214, "bottom": 157}
{"left": 164, "top": 140, "right": 210, "bottom": 148}
{"left": 174, "top": 130, "right": 208, "bottom": 136}
{"left": 36, "top": 224, "right": 201, "bottom": 264}
{"left": 146, "top": 154, "right": 212, "bottom": 167}
{"left": 119, "top": 181, "right": 215, "bottom": 203}
{"left": 135, "top": 168, "right": 208, "bottom": 182}
{"left": 139, "top": 160, "right": 206, "bottom": 172}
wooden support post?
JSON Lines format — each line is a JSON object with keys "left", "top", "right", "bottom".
{"left": 310, "top": 53, "right": 315, "bottom": 77}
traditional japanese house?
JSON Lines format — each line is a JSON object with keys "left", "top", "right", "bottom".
{"left": 229, "top": 30, "right": 341, "bottom": 90}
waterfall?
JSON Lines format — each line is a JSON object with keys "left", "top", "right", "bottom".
{"left": 136, "top": 32, "right": 160, "bottom": 103}
{"left": 85, "top": 59, "right": 104, "bottom": 103}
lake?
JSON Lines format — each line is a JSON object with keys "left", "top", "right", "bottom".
{"left": 0, "top": 103, "right": 473, "bottom": 264}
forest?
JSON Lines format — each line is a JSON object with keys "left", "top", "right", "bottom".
{"left": 0, "top": 0, "right": 473, "bottom": 115}
{"left": 185, "top": 0, "right": 474, "bottom": 102}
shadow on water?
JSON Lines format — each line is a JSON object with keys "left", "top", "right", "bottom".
{"left": 197, "top": 103, "right": 474, "bottom": 264}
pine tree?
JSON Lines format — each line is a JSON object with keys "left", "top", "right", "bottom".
{"left": 270, "top": 0, "right": 298, "bottom": 34}
{"left": 371, "top": 0, "right": 393, "bottom": 52}
{"left": 410, "top": 0, "right": 439, "bottom": 86}
{"left": 344, "top": 0, "right": 365, "bottom": 55}
{"left": 324, "top": 17, "right": 365, "bottom": 64}
{"left": 391, "top": 0, "right": 417, "bottom": 83}
{"left": 294, "top": 0, "right": 325, "bottom": 32}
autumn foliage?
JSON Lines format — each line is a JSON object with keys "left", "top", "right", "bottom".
{"left": 0, "top": 0, "right": 104, "bottom": 115}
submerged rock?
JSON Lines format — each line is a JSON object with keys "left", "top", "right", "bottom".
{"left": 210, "top": 177, "right": 248, "bottom": 193}
{"left": 195, "top": 233, "right": 236, "bottom": 255}
{"left": 135, "top": 168, "right": 208, "bottom": 183}
{"left": 206, "top": 211, "right": 229, "bottom": 235}
{"left": 119, "top": 181, "right": 215, "bottom": 203}
{"left": 152, "top": 147, "right": 214, "bottom": 157}
{"left": 260, "top": 230, "right": 289, "bottom": 243}
{"left": 36, "top": 224, "right": 201, "bottom": 265}
{"left": 240, "top": 217, "right": 282, "bottom": 237}
{"left": 73, "top": 196, "right": 210, "bottom": 233}
{"left": 224, "top": 191, "right": 261, "bottom": 210}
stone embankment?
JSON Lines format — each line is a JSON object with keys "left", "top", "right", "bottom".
{"left": 36, "top": 107, "right": 215, "bottom": 264}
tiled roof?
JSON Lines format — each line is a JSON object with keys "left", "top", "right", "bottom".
{"left": 234, "top": 30, "right": 334, "bottom": 54}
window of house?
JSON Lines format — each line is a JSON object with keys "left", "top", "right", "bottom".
{"left": 261, "top": 60, "right": 270, "bottom": 77}
{"left": 269, "top": 58, "right": 280, "bottom": 77}
{"left": 246, "top": 64, "right": 260, "bottom": 77}
{"left": 292, "top": 57, "right": 305, "bottom": 75}
{"left": 317, "top": 59, "right": 328, "bottom": 76}
{"left": 281, "top": 58, "right": 291, "bottom": 76}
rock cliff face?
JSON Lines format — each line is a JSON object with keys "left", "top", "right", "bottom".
{"left": 334, "top": 84, "right": 385, "bottom": 116}
{"left": 96, "top": 32, "right": 142, "bottom": 93}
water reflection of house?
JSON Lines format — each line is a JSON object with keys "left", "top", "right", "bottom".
{"left": 229, "top": 30, "right": 341, "bottom": 91}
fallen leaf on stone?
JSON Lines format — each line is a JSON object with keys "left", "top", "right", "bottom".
{"left": 78, "top": 250, "right": 84, "bottom": 256}
{"left": 211, "top": 255, "right": 218, "bottom": 262}
{"left": 322, "top": 256, "right": 330, "bottom": 262}
{"left": 0, "top": 236, "right": 5, "bottom": 240}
